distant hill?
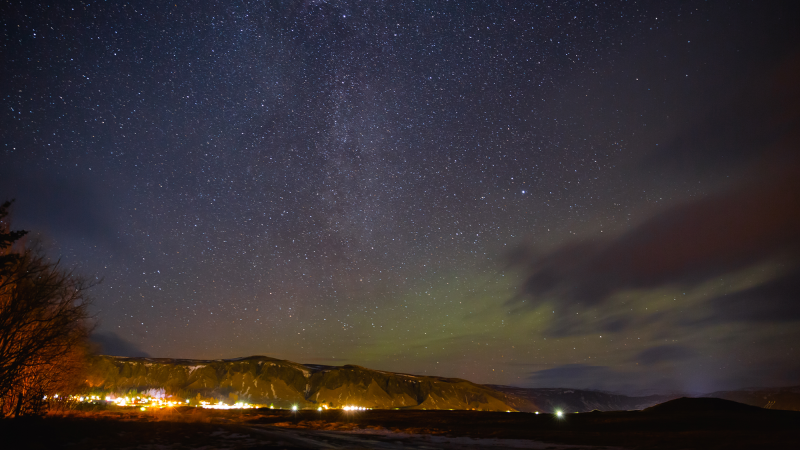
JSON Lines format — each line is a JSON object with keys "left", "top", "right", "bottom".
{"left": 84, "top": 355, "right": 800, "bottom": 413}
{"left": 643, "top": 397, "right": 764, "bottom": 414}
{"left": 85, "top": 355, "right": 516, "bottom": 411}
{"left": 703, "top": 386, "right": 800, "bottom": 412}
{"left": 486, "top": 385, "right": 675, "bottom": 413}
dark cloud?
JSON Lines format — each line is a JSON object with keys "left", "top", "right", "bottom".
{"left": 509, "top": 153, "right": 800, "bottom": 334}
{"left": 90, "top": 331, "right": 150, "bottom": 357}
{"left": 700, "top": 270, "right": 800, "bottom": 324}
{"left": 528, "top": 364, "right": 612, "bottom": 386}
{"left": 527, "top": 364, "right": 636, "bottom": 391}
{"left": 530, "top": 357, "right": 800, "bottom": 393}
{"left": 533, "top": 311, "right": 634, "bottom": 338}
{"left": 508, "top": 53, "right": 800, "bottom": 336}
{"left": 633, "top": 345, "right": 696, "bottom": 366}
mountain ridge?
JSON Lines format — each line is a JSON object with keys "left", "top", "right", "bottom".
{"left": 85, "top": 355, "right": 516, "bottom": 411}
{"left": 83, "top": 355, "right": 800, "bottom": 412}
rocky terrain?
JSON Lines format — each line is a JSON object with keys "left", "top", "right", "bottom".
{"left": 85, "top": 355, "right": 516, "bottom": 411}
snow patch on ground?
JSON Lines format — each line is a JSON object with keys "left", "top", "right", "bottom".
{"left": 187, "top": 365, "right": 205, "bottom": 374}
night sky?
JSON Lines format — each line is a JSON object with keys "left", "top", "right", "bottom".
{"left": 2, "top": 1, "right": 799, "bottom": 394}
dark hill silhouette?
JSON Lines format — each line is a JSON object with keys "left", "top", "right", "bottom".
{"left": 487, "top": 384, "right": 674, "bottom": 412}
{"left": 644, "top": 397, "right": 764, "bottom": 414}
{"left": 704, "top": 386, "right": 800, "bottom": 411}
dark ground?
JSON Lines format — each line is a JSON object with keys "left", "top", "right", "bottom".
{"left": 2, "top": 398, "right": 799, "bottom": 449}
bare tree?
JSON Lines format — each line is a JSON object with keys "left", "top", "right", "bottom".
{"left": 0, "top": 200, "right": 94, "bottom": 417}
{"left": 0, "top": 200, "right": 27, "bottom": 272}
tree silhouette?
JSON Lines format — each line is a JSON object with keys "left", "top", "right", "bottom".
{"left": 0, "top": 200, "right": 94, "bottom": 417}
{"left": 0, "top": 201, "right": 27, "bottom": 273}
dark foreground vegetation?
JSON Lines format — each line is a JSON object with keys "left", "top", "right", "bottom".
{"left": 0, "top": 200, "right": 94, "bottom": 418}
{"left": 1, "top": 397, "right": 798, "bottom": 449}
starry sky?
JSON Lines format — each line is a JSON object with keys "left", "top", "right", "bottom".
{"left": 2, "top": 0, "right": 799, "bottom": 394}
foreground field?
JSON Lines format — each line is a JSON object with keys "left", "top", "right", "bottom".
{"left": 2, "top": 398, "right": 799, "bottom": 449}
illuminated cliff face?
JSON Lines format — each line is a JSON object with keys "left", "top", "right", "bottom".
{"left": 85, "top": 355, "right": 516, "bottom": 411}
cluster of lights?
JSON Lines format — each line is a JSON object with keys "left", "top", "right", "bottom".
{"left": 45, "top": 395, "right": 549, "bottom": 415}
{"left": 200, "top": 401, "right": 253, "bottom": 410}
{"left": 46, "top": 394, "right": 381, "bottom": 413}
{"left": 342, "top": 405, "right": 371, "bottom": 411}
{"left": 44, "top": 393, "right": 258, "bottom": 410}
{"left": 43, "top": 394, "right": 105, "bottom": 403}
{"left": 107, "top": 396, "right": 190, "bottom": 408}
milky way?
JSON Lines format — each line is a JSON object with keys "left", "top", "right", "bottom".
{"left": 2, "top": 1, "right": 799, "bottom": 393}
